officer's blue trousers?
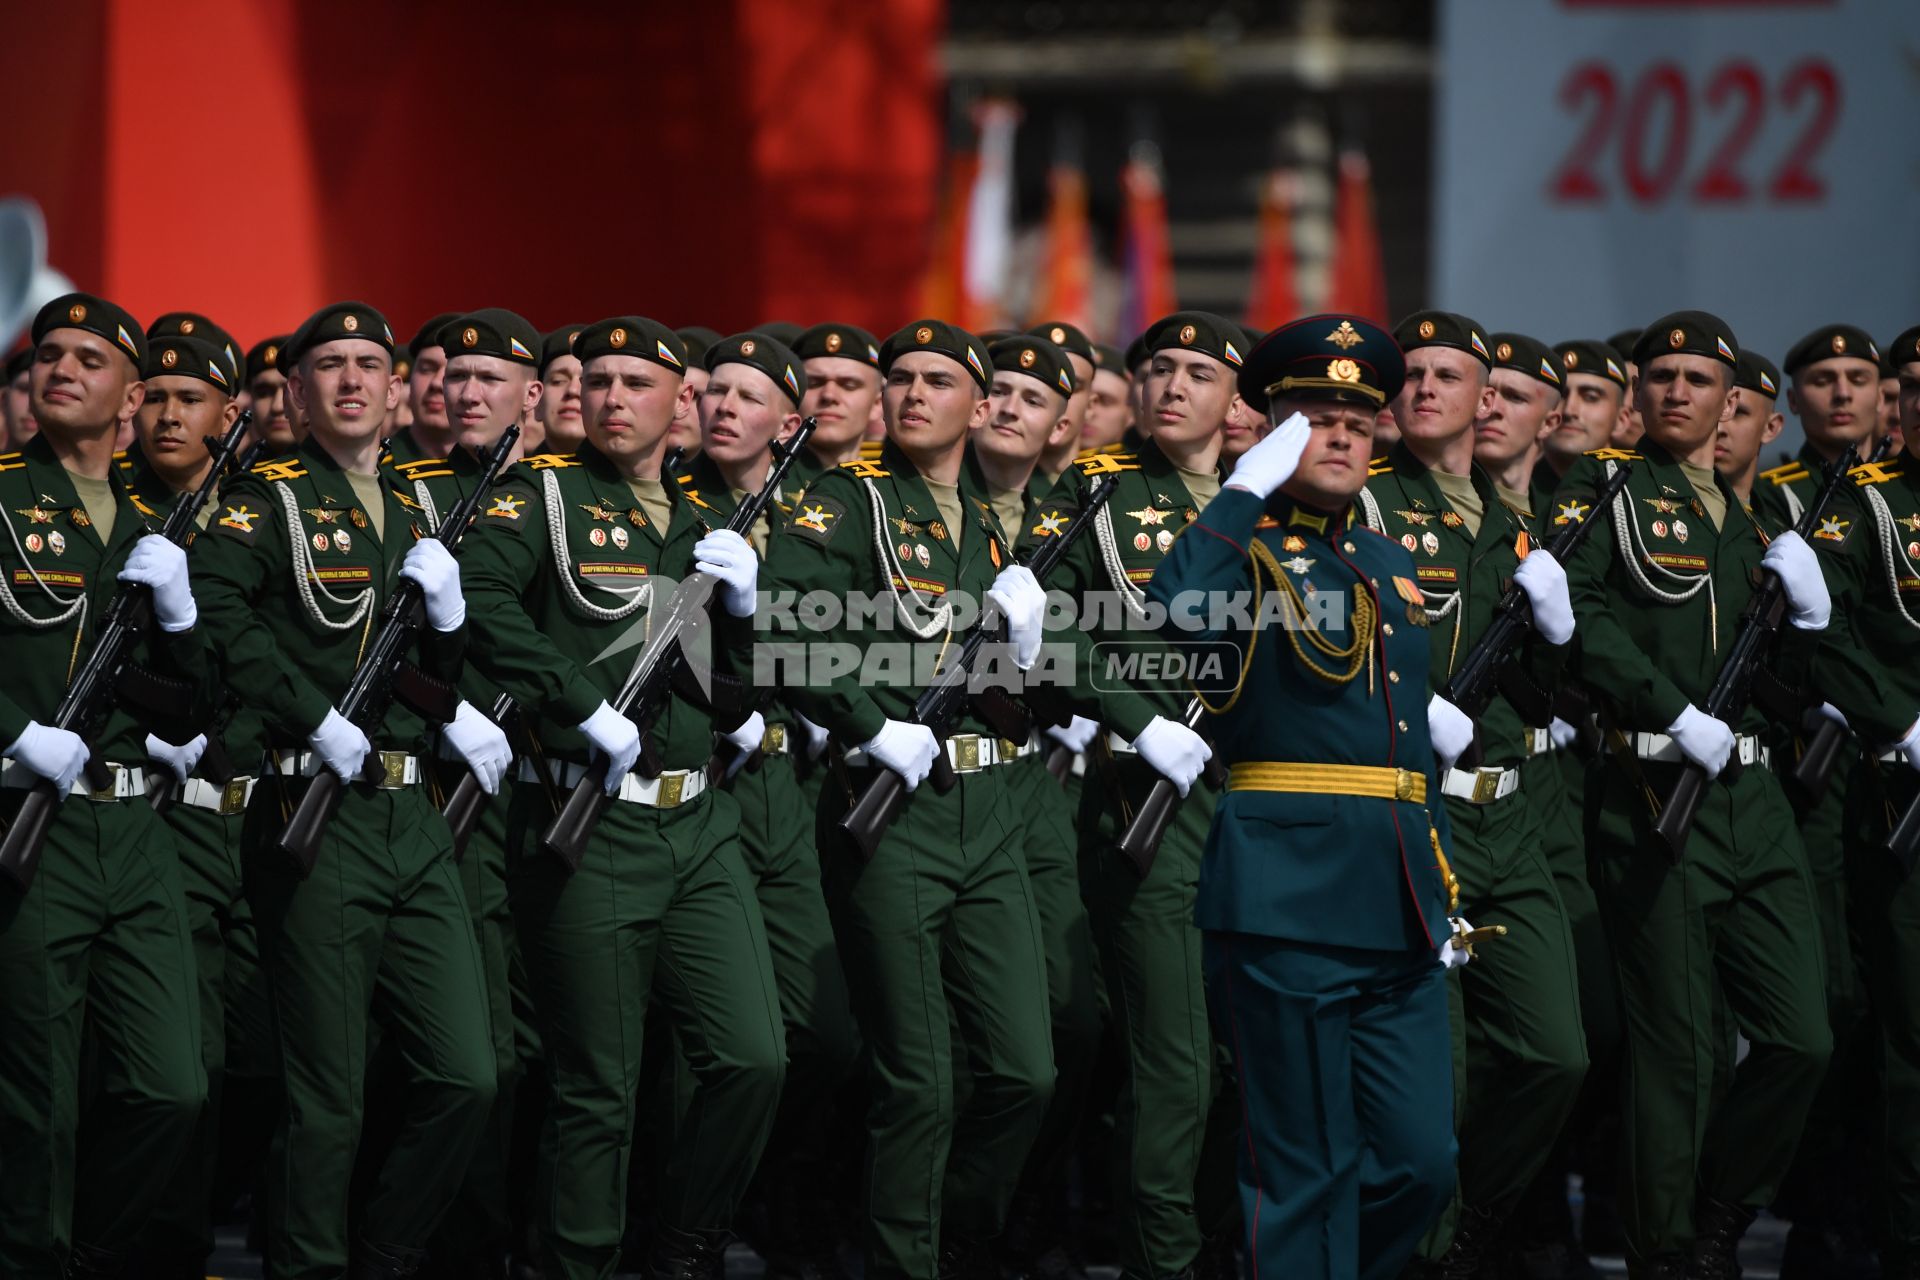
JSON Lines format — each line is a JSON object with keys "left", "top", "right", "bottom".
{"left": 1203, "top": 933, "right": 1455, "bottom": 1280}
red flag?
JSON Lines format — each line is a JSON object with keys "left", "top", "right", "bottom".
{"left": 1031, "top": 161, "right": 1092, "bottom": 331}
{"left": 1117, "top": 149, "right": 1176, "bottom": 341}
{"left": 1244, "top": 169, "right": 1299, "bottom": 331}
{"left": 920, "top": 148, "right": 976, "bottom": 320}
{"left": 1325, "top": 149, "right": 1388, "bottom": 324}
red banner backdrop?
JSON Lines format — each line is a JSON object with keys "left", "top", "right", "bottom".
{"left": 2, "top": 0, "right": 944, "bottom": 348}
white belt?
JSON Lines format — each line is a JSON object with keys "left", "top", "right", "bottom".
{"left": 844, "top": 732, "right": 1017, "bottom": 774}
{"left": 1525, "top": 727, "right": 1553, "bottom": 757}
{"left": 1, "top": 758, "right": 147, "bottom": 800}
{"left": 1631, "top": 732, "right": 1769, "bottom": 769}
{"left": 178, "top": 775, "right": 257, "bottom": 815}
{"left": 272, "top": 749, "right": 423, "bottom": 788}
{"left": 1880, "top": 748, "right": 1904, "bottom": 764}
{"left": 1006, "top": 730, "right": 1044, "bottom": 760}
{"left": 517, "top": 759, "right": 706, "bottom": 808}
{"left": 1441, "top": 765, "right": 1522, "bottom": 805}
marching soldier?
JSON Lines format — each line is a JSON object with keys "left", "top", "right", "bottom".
{"left": 244, "top": 335, "right": 299, "bottom": 452}
{"left": 191, "top": 302, "right": 499, "bottom": 1278}
{"left": 1718, "top": 352, "right": 1786, "bottom": 503}
{"left": 1082, "top": 342, "right": 1134, "bottom": 453}
{"left": 1543, "top": 340, "right": 1631, "bottom": 491}
{"left": 1553, "top": 312, "right": 1833, "bottom": 1278}
{"left": 1364, "top": 314, "right": 1586, "bottom": 1271}
{"left": 1606, "top": 328, "right": 1644, "bottom": 448}
{"left": 759, "top": 318, "right": 1056, "bottom": 1280}
{"left": 1756, "top": 325, "right": 1885, "bottom": 527}
{"left": 1472, "top": 331, "right": 1565, "bottom": 517}
{"left": 667, "top": 326, "right": 718, "bottom": 459}
{"left": 393, "top": 312, "right": 462, "bottom": 467}
{"left": 538, "top": 325, "right": 588, "bottom": 455}
{"left": 1026, "top": 322, "right": 1095, "bottom": 489}
{"left": 4, "top": 344, "right": 38, "bottom": 449}
{"left": 1146, "top": 314, "right": 1459, "bottom": 1279}
{"left": 147, "top": 313, "right": 241, "bottom": 390}
{"left": 0, "top": 293, "right": 211, "bottom": 1277}
{"left": 458, "top": 316, "right": 784, "bottom": 1280}
{"left": 792, "top": 322, "right": 886, "bottom": 488}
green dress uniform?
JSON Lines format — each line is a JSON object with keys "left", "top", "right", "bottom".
{"left": 459, "top": 436, "right": 784, "bottom": 1279}
{"left": 1800, "top": 447, "right": 1920, "bottom": 1269}
{"left": 1145, "top": 474, "right": 1457, "bottom": 1280}
{"left": 0, "top": 434, "right": 210, "bottom": 1276}
{"left": 759, "top": 431, "right": 1054, "bottom": 1280}
{"left": 114, "top": 436, "right": 278, "bottom": 1271}
{"left": 191, "top": 432, "right": 498, "bottom": 1277}
{"left": 1358, "top": 434, "right": 1586, "bottom": 1244}
{"left": 1553, "top": 416, "right": 1832, "bottom": 1270}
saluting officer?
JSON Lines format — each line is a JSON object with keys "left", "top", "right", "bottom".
{"left": 1147, "top": 314, "right": 1459, "bottom": 1280}
{"left": 191, "top": 302, "right": 498, "bottom": 1279}
{"left": 0, "top": 293, "right": 211, "bottom": 1278}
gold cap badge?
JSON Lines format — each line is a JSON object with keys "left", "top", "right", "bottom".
{"left": 1668, "top": 327, "right": 1685, "bottom": 348}
{"left": 916, "top": 326, "right": 934, "bottom": 344}
{"left": 825, "top": 331, "right": 842, "bottom": 353}
{"left": 179, "top": 319, "right": 196, "bottom": 334}
{"left": 740, "top": 339, "right": 757, "bottom": 356}
{"left": 1832, "top": 333, "right": 1847, "bottom": 354}
{"left": 610, "top": 327, "right": 628, "bottom": 348}
{"left": 1495, "top": 342, "right": 1513, "bottom": 362}
{"left": 1050, "top": 326, "right": 1067, "bottom": 343}
{"left": 461, "top": 327, "right": 478, "bottom": 348}
{"left": 161, "top": 348, "right": 177, "bottom": 368}
{"left": 68, "top": 303, "right": 86, "bottom": 323}
{"left": 343, "top": 314, "right": 360, "bottom": 333}
{"left": 1417, "top": 319, "right": 1436, "bottom": 340}
{"left": 1019, "top": 347, "right": 1036, "bottom": 368}
{"left": 1179, "top": 324, "right": 1197, "bottom": 344}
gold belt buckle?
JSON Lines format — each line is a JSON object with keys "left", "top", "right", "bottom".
{"left": 1394, "top": 768, "right": 1416, "bottom": 802}
{"left": 762, "top": 724, "right": 786, "bottom": 755}
{"left": 952, "top": 734, "right": 981, "bottom": 773}
{"left": 998, "top": 737, "right": 1018, "bottom": 761}
{"left": 657, "top": 772, "right": 685, "bottom": 808}
{"left": 1471, "top": 767, "right": 1502, "bottom": 805}
{"left": 219, "top": 778, "right": 249, "bottom": 816}
{"left": 379, "top": 751, "right": 409, "bottom": 789}
{"left": 88, "top": 763, "right": 120, "bottom": 803}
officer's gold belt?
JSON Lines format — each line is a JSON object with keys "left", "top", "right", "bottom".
{"left": 1226, "top": 761, "right": 1426, "bottom": 804}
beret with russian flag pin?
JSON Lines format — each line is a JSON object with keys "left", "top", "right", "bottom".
{"left": 1144, "top": 310, "right": 1249, "bottom": 372}
{"left": 1393, "top": 309, "right": 1491, "bottom": 370}
{"left": 438, "top": 308, "right": 541, "bottom": 369}
{"left": 1487, "top": 331, "right": 1563, "bottom": 392}
{"left": 142, "top": 334, "right": 233, "bottom": 394}
{"left": 32, "top": 291, "right": 146, "bottom": 371}
{"left": 1631, "top": 310, "right": 1738, "bottom": 371}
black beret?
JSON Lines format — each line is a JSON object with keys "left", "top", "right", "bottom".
{"left": 143, "top": 334, "right": 234, "bottom": 394}
{"left": 283, "top": 302, "right": 395, "bottom": 368}
{"left": 4, "top": 346, "right": 32, "bottom": 381}
{"left": 988, "top": 336, "right": 1076, "bottom": 400}
{"left": 147, "top": 312, "right": 240, "bottom": 384}
{"left": 32, "top": 292, "right": 144, "bottom": 370}
{"left": 791, "top": 323, "right": 880, "bottom": 368}
{"left": 1888, "top": 326, "right": 1920, "bottom": 369}
{"left": 1091, "top": 342, "right": 1127, "bottom": 373}
{"left": 573, "top": 316, "right": 688, "bottom": 374}
{"left": 1734, "top": 350, "right": 1781, "bottom": 399}
{"left": 1487, "top": 332, "right": 1563, "bottom": 392}
{"left": 540, "top": 325, "right": 587, "bottom": 377}
{"left": 1145, "top": 311, "right": 1248, "bottom": 372}
{"left": 1393, "top": 310, "right": 1490, "bottom": 368}
{"left": 439, "top": 308, "right": 541, "bottom": 369}
{"left": 978, "top": 330, "right": 1017, "bottom": 345}
{"left": 1607, "top": 328, "right": 1642, "bottom": 362}
{"left": 1783, "top": 323, "right": 1880, "bottom": 376}
{"left": 1026, "top": 321, "right": 1094, "bottom": 368}
{"left": 393, "top": 353, "right": 413, "bottom": 381}
{"left": 408, "top": 312, "right": 462, "bottom": 359}
{"left": 880, "top": 319, "right": 992, "bottom": 393}
{"left": 1124, "top": 333, "right": 1151, "bottom": 372}
{"left": 1239, "top": 313, "right": 1406, "bottom": 409}
{"left": 704, "top": 332, "right": 803, "bottom": 408}
{"left": 754, "top": 321, "right": 804, "bottom": 346}
{"left": 1554, "top": 339, "right": 1629, "bottom": 390}
{"left": 1631, "top": 310, "right": 1738, "bottom": 369}
{"left": 676, "top": 326, "right": 723, "bottom": 365}
{"left": 245, "top": 335, "right": 291, "bottom": 384}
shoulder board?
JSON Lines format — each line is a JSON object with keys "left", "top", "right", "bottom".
{"left": 250, "top": 458, "right": 307, "bottom": 482}
{"left": 129, "top": 493, "right": 158, "bottom": 518}
{"left": 1584, "top": 447, "right": 1642, "bottom": 462}
{"left": 1091, "top": 441, "right": 1127, "bottom": 456}
{"left": 1367, "top": 455, "right": 1393, "bottom": 477}
{"left": 1761, "top": 461, "right": 1811, "bottom": 486}
{"left": 857, "top": 440, "right": 886, "bottom": 461}
{"left": 839, "top": 458, "right": 890, "bottom": 479}
{"left": 1073, "top": 450, "right": 1139, "bottom": 476}
{"left": 0, "top": 451, "right": 25, "bottom": 473}
{"left": 523, "top": 453, "right": 579, "bottom": 471}
{"left": 388, "top": 455, "right": 453, "bottom": 477}
{"left": 1850, "top": 460, "right": 1903, "bottom": 487}
{"left": 771, "top": 497, "right": 793, "bottom": 517}
{"left": 395, "top": 491, "right": 423, "bottom": 512}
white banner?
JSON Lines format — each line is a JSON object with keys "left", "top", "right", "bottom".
{"left": 1435, "top": 0, "right": 1920, "bottom": 391}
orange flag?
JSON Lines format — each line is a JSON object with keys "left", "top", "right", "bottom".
{"left": 919, "top": 148, "right": 976, "bottom": 320}
{"left": 1031, "top": 161, "right": 1092, "bottom": 331}
{"left": 1325, "top": 148, "right": 1388, "bottom": 324}
{"left": 1117, "top": 149, "right": 1176, "bottom": 341}
{"left": 1245, "top": 169, "right": 1299, "bottom": 331}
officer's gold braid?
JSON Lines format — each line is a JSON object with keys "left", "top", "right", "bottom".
{"left": 1198, "top": 539, "right": 1373, "bottom": 715}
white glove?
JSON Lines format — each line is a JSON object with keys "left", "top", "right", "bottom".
{"left": 1224, "top": 411, "right": 1311, "bottom": 499}
{"left": 577, "top": 700, "right": 641, "bottom": 794}
{"left": 118, "top": 535, "right": 196, "bottom": 632}
{"left": 795, "top": 713, "right": 830, "bottom": 760}
{"left": 1045, "top": 715, "right": 1100, "bottom": 755}
{"left": 1895, "top": 718, "right": 1920, "bottom": 773}
{"left": 859, "top": 719, "right": 941, "bottom": 791}
{"left": 1666, "top": 704, "right": 1735, "bottom": 779}
{"left": 1762, "top": 531, "right": 1830, "bottom": 631}
{"left": 5, "top": 721, "right": 91, "bottom": 794}
{"left": 1427, "top": 694, "right": 1475, "bottom": 773}
{"left": 986, "top": 564, "right": 1046, "bottom": 670}
{"left": 721, "top": 711, "right": 766, "bottom": 780}
{"left": 1439, "top": 916, "right": 1477, "bottom": 970}
{"left": 145, "top": 732, "right": 207, "bottom": 787}
{"left": 308, "top": 707, "right": 372, "bottom": 782}
{"left": 1513, "top": 549, "right": 1574, "bottom": 645}
{"left": 1549, "top": 717, "right": 1580, "bottom": 751}
{"left": 400, "top": 538, "right": 466, "bottom": 632}
{"left": 443, "top": 700, "right": 512, "bottom": 796}
{"left": 695, "top": 529, "right": 759, "bottom": 618}
{"left": 1130, "top": 715, "right": 1212, "bottom": 797}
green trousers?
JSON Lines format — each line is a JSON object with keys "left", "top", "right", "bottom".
{"left": 0, "top": 792, "right": 204, "bottom": 1277}
{"left": 507, "top": 781, "right": 784, "bottom": 1279}
{"left": 1845, "top": 760, "right": 1920, "bottom": 1266}
{"left": 141, "top": 797, "right": 274, "bottom": 1265}
{"left": 818, "top": 762, "right": 1053, "bottom": 1280}
{"left": 244, "top": 778, "right": 497, "bottom": 1279}
{"left": 1586, "top": 758, "right": 1831, "bottom": 1268}
{"left": 1204, "top": 933, "right": 1456, "bottom": 1280}
{"left": 1080, "top": 753, "right": 1235, "bottom": 1279}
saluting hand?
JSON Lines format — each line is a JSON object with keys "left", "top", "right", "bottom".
{"left": 1224, "top": 412, "right": 1311, "bottom": 499}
